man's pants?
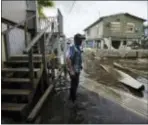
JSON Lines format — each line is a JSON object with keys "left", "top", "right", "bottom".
{"left": 69, "top": 72, "right": 80, "bottom": 102}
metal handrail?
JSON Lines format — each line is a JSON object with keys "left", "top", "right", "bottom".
{"left": 24, "top": 23, "right": 51, "bottom": 53}
{"left": 2, "top": 14, "right": 36, "bottom": 34}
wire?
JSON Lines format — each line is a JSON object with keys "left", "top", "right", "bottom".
{"left": 64, "top": 1, "right": 76, "bottom": 37}
{"left": 65, "top": 1, "right": 76, "bottom": 21}
{"left": 68, "top": 1, "right": 76, "bottom": 15}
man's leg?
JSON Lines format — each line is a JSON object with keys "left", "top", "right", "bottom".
{"left": 73, "top": 73, "right": 80, "bottom": 101}
{"left": 69, "top": 73, "right": 80, "bottom": 102}
{"left": 69, "top": 74, "right": 76, "bottom": 102}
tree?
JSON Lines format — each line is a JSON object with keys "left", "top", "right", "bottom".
{"left": 38, "top": 0, "right": 54, "bottom": 17}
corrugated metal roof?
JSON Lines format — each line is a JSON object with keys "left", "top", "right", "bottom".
{"left": 84, "top": 13, "right": 146, "bottom": 31}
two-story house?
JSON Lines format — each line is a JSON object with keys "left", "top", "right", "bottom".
{"left": 84, "top": 13, "right": 146, "bottom": 49}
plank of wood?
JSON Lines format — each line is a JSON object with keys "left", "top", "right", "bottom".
{"left": 11, "top": 54, "right": 42, "bottom": 58}
{"left": 55, "top": 86, "right": 70, "bottom": 91}
{"left": 27, "top": 84, "right": 54, "bottom": 122}
{"left": 2, "top": 68, "right": 40, "bottom": 72}
{"left": 100, "top": 64, "right": 144, "bottom": 90}
{"left": 2, "top": 89, "right": 31, "bottom": 96}
{"left": 2, "top": 78, "right": 30, "bottom": 83}
{"left": 5, "top": 60, "right": 42, "bottom": 64}
{"left": 1, "top": 103, "right": 27, "bottom": 112}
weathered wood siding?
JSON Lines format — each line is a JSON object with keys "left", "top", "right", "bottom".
{"left": 86, "top": 21, "right": 104, "bottom": 39}
{"left": 103, "top": 15, "right": 144, "bottom": 38}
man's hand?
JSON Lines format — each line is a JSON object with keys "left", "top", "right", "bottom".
{"left": 80, "top": 65, "right": 83, "bottom": 70}
{"left": 70, "top": 69, "right": 75, "bottom": 76}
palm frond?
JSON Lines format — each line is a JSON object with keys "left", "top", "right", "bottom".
{"left": 38, "top": 0, "right": 54, "bottom": 17}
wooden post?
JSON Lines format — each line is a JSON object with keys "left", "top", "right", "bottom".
{"left": 24, "top": 21, "right": 28, "bottom": 47}
{"left": 29, "top": 48, "right": 34, "bottom": 88}
{"left": 40, "top": 34, "right": 48, "bottom": 85}
{"left": 3, "top": 31, "right": 10, "bottom": 61}
{"left": 27, "top": 84, "right": 54, "bottom": 123}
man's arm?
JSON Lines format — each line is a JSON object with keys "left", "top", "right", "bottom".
{"left": 66, "top": 47, "right": 75, "bottom": 75}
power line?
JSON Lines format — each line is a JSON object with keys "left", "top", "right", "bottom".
{"left": 65, "top": 1, "right": 76, "bottom": 23}
{"left": 68, "top": 1, "right": 76, "bottom": 15}
{"left": 64, "top": 1, "right": 76, "bottom": 37}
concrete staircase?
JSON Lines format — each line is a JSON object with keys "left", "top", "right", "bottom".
{"left": 1, "top": 54, "right": 43, "bottom": 119}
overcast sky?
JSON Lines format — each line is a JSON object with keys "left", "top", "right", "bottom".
{"left": 44, "top": 1, "right": 148, "bottom": 38}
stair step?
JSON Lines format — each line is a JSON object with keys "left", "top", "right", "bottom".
{"left": 1, "top": 103, "right": 27, "bottom": 112}
{"left": 5, "top": 60, "right": 42, "bottom": 64}
{"left": 10, "top": 54, "right": 42, "bottom": 60}
{"left": 11, "top": 54, "right": 42, "bottom": 57}
{"left": 2, "top": 89, "right": 31, "bottom": 96}
{"left": 2, "top": 68, "right": 40, "bottom": 72}
{"left": 4, "top": 60, "right": 42, "bottom": 68}
{"left": 2, "top": 78, "right": 30, "bottom": 83}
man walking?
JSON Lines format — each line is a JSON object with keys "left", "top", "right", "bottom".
{"left": 66, "top": 33, "right": 85, "bottom": 103}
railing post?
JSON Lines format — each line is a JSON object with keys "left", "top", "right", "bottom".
{"left": 3, "top": 32, "right": 10, "bottom": 61}
{"left": 29, "top": 48, "right": 34, "bottom": 88}
{"left": 24, "top": 21, "right": 28, "bottom": 47}
{"left": 40, "top": 34, "right": 48, "bottom": 85}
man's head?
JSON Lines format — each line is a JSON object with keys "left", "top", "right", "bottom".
{"left": 74, "top": 33, "right": 86, "bottom": 46}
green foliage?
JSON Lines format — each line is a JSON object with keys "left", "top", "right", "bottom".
{"left": 38, "top": 0, "right": 54, "bottom": 17}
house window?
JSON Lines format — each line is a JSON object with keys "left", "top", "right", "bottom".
{"left": 126, "top": 23, "right": 135, "bottom": 33}
{"left": 110, "top": 22, "right": 121, "bottom": 32}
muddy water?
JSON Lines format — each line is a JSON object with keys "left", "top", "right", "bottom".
{"left": 83, "top": 51, "right": 148, "bottom": 118}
